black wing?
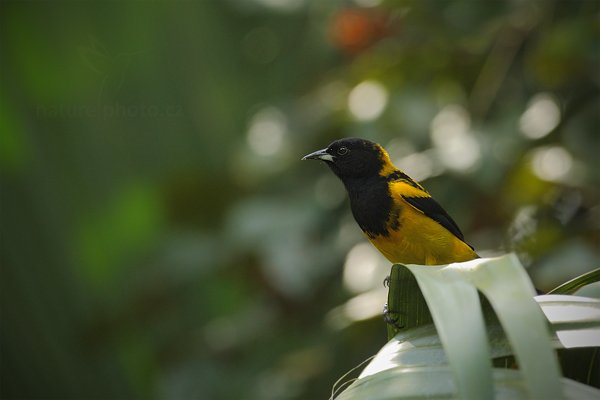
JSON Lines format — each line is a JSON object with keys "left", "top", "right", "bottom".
{"left": 403, "top": 196, "right": 466, "bottom": 242}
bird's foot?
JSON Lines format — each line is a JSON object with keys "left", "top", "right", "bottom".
{"left": 383, "top": 303, "right": 404, "bottom": 330}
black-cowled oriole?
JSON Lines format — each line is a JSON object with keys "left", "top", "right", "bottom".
{"left": 303, "top": 138, "right": 478, "bottom": 265}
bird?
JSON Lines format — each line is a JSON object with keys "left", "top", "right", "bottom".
{"left": 302, "top": 138, "right": 478, "bottom": 265}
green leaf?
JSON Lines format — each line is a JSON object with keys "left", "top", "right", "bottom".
{"left": 338, "top": 255, "right": 600, "bottom": 399}
{"left": 337, "top": 366, "right": 600, "bottom": 400}
{"left": 337, "top": 293, "right": 600, "bottom": 398}
{"left": 392, "top": 255, "right": 560, "bottom": 399}
{"left": 384, "top": 263, "right": 431, "bottom": 339}
{"left": 360, "top": 296, "right": 600, "bottom": 380}
{"left": 548, "top": 268, "right": 600, "bottom": 295}
{"left": 404, "top": 264, "right": 492, "bottom": 400}
{"left": 449, "top": 254, "right": 562, "bottom": 399}
{"left": 537, "top": 294, "right": 600, "bottom": 349}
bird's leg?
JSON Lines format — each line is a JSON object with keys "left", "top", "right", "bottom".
{"left": 383, "top": 272, "right": 404, "bottom": 329}
{"left": 383, "top": 303, "right": 404, "bottom": 330}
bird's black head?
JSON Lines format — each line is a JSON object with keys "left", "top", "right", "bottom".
{"left": 302, "top": 138, "right": 393, "bottom": 183}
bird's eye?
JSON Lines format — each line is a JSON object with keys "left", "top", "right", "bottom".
{"left": 337, "top": 147, "right": 349, "bottom": 156}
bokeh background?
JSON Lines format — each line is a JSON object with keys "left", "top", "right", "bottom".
{"left": 1, "top": 0, "right": 599, "bottom": 399}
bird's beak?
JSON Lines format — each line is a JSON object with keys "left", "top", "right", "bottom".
{"left": 301, "top": 148, "right": 334, "bottom": 162}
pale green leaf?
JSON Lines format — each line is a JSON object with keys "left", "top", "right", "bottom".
{"left": 548, "top": 268, "right": 600, "bottom": 295}
{"left": 537, "top": 294, "right": 600, "bottom": 348}
{"left": 403, "top": 264, "right": 493, "bottom": 400}
{"left": 338, "top": 366, "right": 599, "bottom": 400}
{"left": 338, "top": 255, "right": 600, "bottom": 399}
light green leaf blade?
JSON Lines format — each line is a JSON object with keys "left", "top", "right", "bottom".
{"left": 363, "top": 254, "right": 569, "bottom": 399}
{"left": 360, "top": 294, "right": 600, "bottom": 377}
{"left": 451, "top": 254, "right": 564, "bottom": 399}
{"left": 403, "top": 264, "right": 493, "bottom": 400}
{"left": 338, "top": 366, "right": 599, "bottom": 400}
{"left": 360, "top": 323, "right": 510, "bottom": 379}
{"left": 537, "top": 294, "right": 600, "bottom": 348}
{"left": 548, "top": 268, "right": 600, "bottom": 295}
{"left": 340, "top": 291, "right": 600, "bottom": 399}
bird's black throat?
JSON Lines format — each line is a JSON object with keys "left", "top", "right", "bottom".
{"left": 344, "top": 176, "right": 400, "bottom": 238}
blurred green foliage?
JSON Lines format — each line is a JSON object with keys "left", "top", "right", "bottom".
{"left": 1, "top": 1, "right": 598, "bottom": 399}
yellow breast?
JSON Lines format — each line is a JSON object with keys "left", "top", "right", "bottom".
{"left": 366, "top": 198, "right": 478, "bottom": 265}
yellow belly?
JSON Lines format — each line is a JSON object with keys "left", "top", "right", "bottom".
{"left": 366, "top": 203, "right": 478, "bottom": 265}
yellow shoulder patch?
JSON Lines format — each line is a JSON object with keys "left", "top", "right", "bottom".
{"left": 389, "top": 180, "right": 430, "bottom": 200}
